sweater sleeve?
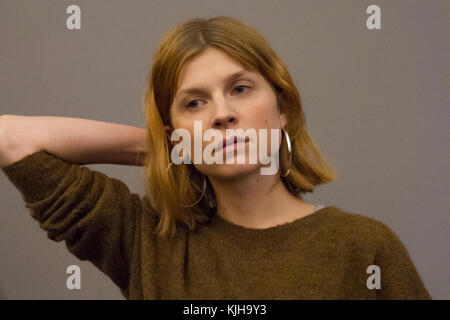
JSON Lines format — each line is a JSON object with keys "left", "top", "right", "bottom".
{"left": 374, "top": 222, "right": 432, "bottom": 300}
{"left": 1, "top": 150, "right": 144, "bottom": 297}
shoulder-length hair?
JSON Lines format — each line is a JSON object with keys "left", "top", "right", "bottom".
{"left": 142, "top": 16, "right": 337, "bottom": 237}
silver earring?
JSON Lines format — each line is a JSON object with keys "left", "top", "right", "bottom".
{"left": 167, "top": 161, "right": 207, "bottom": 208}
{"left": 166, "top": 151, "right": 191, "bottom": 171}
{"left": 181, "top": 174, "right": 207, "bottom": 208}
{"left": 281, "top": 128, "right": 292, "bottom": 177}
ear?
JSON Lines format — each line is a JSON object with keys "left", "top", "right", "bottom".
{"left": 276, "top": 91, "right": 287, "bottom": 130}
{"left": 164, "top": 125, "right": 175, "bottom": 147}
{"left": 280, "top": 113, "right": 287, "bottom": 130}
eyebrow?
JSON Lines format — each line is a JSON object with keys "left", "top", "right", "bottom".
{"left": 176, "top": 70, "right": 251, "bottom": 99}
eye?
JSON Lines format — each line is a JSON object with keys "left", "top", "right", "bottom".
{"left": 232, "top": 84, "right": 251, "bottom": 94}
{"left": 185, "top": 99, "right": 202, "bottom": 109}
{"left": 185, "top": 85, "right": 252, "bottom": 109}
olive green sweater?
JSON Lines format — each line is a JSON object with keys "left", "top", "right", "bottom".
{"left": 1, "top": 150, "right": 432, "bottom": 300}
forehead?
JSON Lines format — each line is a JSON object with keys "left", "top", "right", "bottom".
{"left": 176, "top": 47, "right": 261, "bottom": 92}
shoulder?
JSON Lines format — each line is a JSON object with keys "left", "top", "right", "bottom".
{"left": 322, "top": 206, "right": 398, "bottom": 249}
{"left": 324, "top": 206, "right": 392, "bottom": 232}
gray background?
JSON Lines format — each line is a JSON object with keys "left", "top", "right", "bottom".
{"left": 0, "top": 0, "right": 448, "bottom": 299}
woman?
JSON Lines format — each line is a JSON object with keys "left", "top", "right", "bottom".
{"left": 0, "top": 16, "right": 431, "bottom": 299}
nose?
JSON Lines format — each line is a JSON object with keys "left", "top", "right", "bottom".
{"left": 211, "top": 98, "right": 238, "bottom": 129}
{"left": 213, "top": 115, "right": 236, "bottom": 128}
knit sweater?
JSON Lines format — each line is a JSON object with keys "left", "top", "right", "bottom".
{"left": 1, "top": 150, "right": 432, "bottom": 300}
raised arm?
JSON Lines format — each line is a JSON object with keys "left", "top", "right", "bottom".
{"left": 0, "top": 114, "right": 156, "bottom": 298}
{"left": 0, "top": 114, "right": 148, "bottom": 167}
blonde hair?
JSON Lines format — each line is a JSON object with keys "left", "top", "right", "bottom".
{"left": 142, "top": 16, "right": 337, "bottom": 237}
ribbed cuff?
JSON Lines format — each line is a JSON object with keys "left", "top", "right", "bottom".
{"left": 1, "top": 150, "right": 72, "bottom": 203}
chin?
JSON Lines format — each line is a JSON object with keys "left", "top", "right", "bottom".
{"left": 204, "top": 162, "right": 261, "bottom": 181}
{"left": 197, "top": 148, "right": 274, "bottom": 180}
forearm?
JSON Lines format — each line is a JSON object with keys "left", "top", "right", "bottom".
{"left": 0, "top": 115, "right": 148, "bottom": 166}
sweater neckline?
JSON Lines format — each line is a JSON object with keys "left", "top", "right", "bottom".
{"left": 210, "top": 204, "right": 332, "bottom": 238}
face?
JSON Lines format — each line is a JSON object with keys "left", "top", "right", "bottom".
{"left": 167, "top": 46, "right": 286, "bottom": 180}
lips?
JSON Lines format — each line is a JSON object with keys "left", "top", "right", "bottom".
{"left": 216, "top": 135, "right": 249, "bottom": 152}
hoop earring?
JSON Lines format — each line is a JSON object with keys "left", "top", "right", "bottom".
{"left": 167, "top": 161, "right": 207, "bottom": 208}
{"left": 281, "top": 128, "right": 292, "bottom": 177}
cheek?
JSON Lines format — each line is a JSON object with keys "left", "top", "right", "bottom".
{"left": 253, "top": 105, "right": 282, "bottom": 152}
{"left": 246, "top": 95, "right": 280, "bottom": 128}
{"left": 250, "top": 110, "right": 280, "bottom": 130}
{"left": 244, "top": 101, "right": 281, "bottom": 151}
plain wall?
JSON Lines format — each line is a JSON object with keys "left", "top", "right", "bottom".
{"left": 0, "top": 0, "right": 448, "bottom": 299}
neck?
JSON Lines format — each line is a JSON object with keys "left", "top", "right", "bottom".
{"left": 208, "top": 169, "right": 315, "bottom": 229}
